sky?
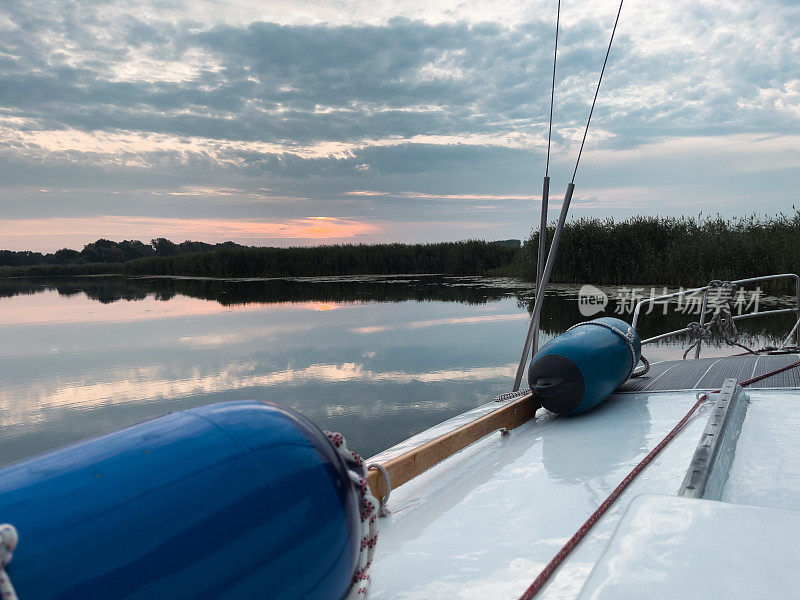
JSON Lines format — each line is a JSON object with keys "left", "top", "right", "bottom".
{"left": 0, "top": 0, "right": 799, "bottom": 251}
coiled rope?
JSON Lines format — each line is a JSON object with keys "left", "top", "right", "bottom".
{"left": 518, "top": 356, "right": 800, "bottom": 599}
{"left": 683, "top": 281, "right": 756, "bottom": 359}
{"left": 0, "top": 524, "right": 19, "bottom": 600}
{"left": 325, "top": 432, "right": 380, "bottom": 599}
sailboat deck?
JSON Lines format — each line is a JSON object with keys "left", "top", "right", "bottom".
{"left": 368, "top": 390, "right": 708, "bottom": 598}
{"left": 367, "top": 353, "right": 800, "bottom": 598}
{"left": 618, "top": 352, "right": 800, "bottom": 392}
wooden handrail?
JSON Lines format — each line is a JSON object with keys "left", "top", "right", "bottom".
{"left": 366, "top": 393, "right": 540, "bottom": 501}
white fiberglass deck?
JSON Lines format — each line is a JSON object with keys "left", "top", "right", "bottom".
{"left": 578, "top": 494, "right": 800, "bottom": 599}
{"left": 367, "top": 390, "right": 711, "bottom": 599}
{"left": 722, "top": 390, "right": 800, "bottom": 510}
{"left": 367, "top": 378, "right": 800, "bottom": 599}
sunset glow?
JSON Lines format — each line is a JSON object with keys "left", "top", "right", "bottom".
{"left": 0, "top": 216, "right": 382, "bottom": 251}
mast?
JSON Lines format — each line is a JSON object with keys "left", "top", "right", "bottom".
{"left": 531, "top": 0, "right": 560, "bottom": 356}
{"left": 512, "top": 0, "right": 625, "bottom": 391}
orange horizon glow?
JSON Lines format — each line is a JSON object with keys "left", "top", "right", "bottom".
{"left": 0, "top": 215, "right": 383, "bottom": 251}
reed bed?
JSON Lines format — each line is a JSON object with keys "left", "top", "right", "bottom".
{"left": 123, "top": 241, "right": 517, "bottom": 278}
{"left": 514, "top": 212, "right": 800, "bottom": 291}
{"left": 3, "top": 212, "right": 797, "bottom": 286}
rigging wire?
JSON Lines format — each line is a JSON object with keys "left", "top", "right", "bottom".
{"left": 531, "top": 0, "right": 562, "bottom": 358}
{"left": 545, "top": 0, "right": 561, "bottom": 178}
{"left": 512, "top": 0, "right": 626, "bottom": 390}
{"left": 571, "top": 0, "right": 624, "bottom": 184}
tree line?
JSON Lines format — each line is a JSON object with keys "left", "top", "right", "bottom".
{"left": 0, "top": 239, "right": 520, "bottom": 278}
{"left": 0, "top": 238, "right": 242, "bottom": 267}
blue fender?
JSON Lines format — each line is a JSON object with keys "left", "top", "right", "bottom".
{"left": 528, "top": 317, "right": 641, "bottom": 415}
{"left": 0, "top": 401, "right": 360, "bottom": 599}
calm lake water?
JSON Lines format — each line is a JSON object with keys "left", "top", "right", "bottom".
{"left": 1, "top": 275, "right": 797, "bottom": 466}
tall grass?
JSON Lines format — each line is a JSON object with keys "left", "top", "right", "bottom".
{"left": 0, "top": 262, "right": 123, "bottom": 277}
{"left": 3, "top": 212, "right": 797, "bottom": 285}
{"left": 514, "top": 212, "right": 800, "bottom": 290}
{"left": 123, "top": 241, "right": 518, "bottom": 278}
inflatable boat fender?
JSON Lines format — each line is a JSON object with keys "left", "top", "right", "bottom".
{"left": 528, "top": 317, "right": 641, "bottom": 415}
{"left": 0, "top": 401, "right": 360, "bottom": 600}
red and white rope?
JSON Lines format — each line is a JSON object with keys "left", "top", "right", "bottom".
{"left": 519, "top": 357, "right": 800, "bottom": 598}
{"left": 0, "top": 524, "right": 18, "bottom": 600}
{"left": 325, "top": 432, "right": 379, "bottom": 599}
{"left": 518, "top": 393, "right": 706, "bottom": 599}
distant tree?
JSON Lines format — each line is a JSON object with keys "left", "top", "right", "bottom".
{"left": 151, "top": 238, "right": 179, "bottom": 257}
{"left": 118, "top": 240, "right": 154, "bottom": 261}
{"left": 81, "top": 239, "right": 125, "bottom": 263}
{"left": 47, "top": 248, "right": 81, "bottom": 265}
{"left": 177, "top": 240, "right": 215, "bottom": 254}
{"left": 0, "top": 250, "right": 45, "bottom": 266}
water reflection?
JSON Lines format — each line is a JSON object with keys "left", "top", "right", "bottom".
{"left": 1, "top": 276, "right": 794, "bottom": 342}
{"left": 0, "top": 276, "right": 795, "bottom": 467}
{"left": 0, "top": 275, "right": 523, "bottom": 307}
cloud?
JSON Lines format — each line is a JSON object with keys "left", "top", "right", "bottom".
{"left": 1, "top": 1, "right": 799, "bottom": 247}
{"left": 346, "top": 190, "right": 541, "bottom": 201}
{"left": 4, "top": 4, "right": 799, "bottom": 162}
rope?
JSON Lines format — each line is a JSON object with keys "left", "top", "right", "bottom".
{"left": 630, "top": 354, "right": 650, "bottom": 378}
{"left": 518, "top": 391, "right": 707, "bottom": 599}
{"left": 683, "top": 281, "right": 756, "bottom": 359}
{"left": 366, "top": 463, "right": 392, "bottom": 517}
{"left": 325, "top": 432, "right": 380, "bottom": 599}
{"left": 571, "top": 0, "right": 624, "bottom": 184}
{"left": 518, "top": 357, "right": 800, "bottom": 599}
{"left": 494, "top": 388, "right": 532, "bottom": 402}
{"left": 739, "top": 357, "right": 800, "bottom": 387}
{"left": 0, "top": 524, "right": 19, "bottom": 600}
{"left": 683, "top": 321, "right": 713, "bottom": 358}
{"left": 545, "top": 0, "right": 560, "bottom": 178}
{"left": 564, "top": 320, "right": 638, "bottom": 378}
{"left": 779, "top": 316, "right": 800, "bottom": 350}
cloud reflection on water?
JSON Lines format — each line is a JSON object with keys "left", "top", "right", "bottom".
{"left": 352, "top": 312, "right": 528, "bottom": 334}
{"left": 0, "top": 360, "right": 516, "bottom": 429}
